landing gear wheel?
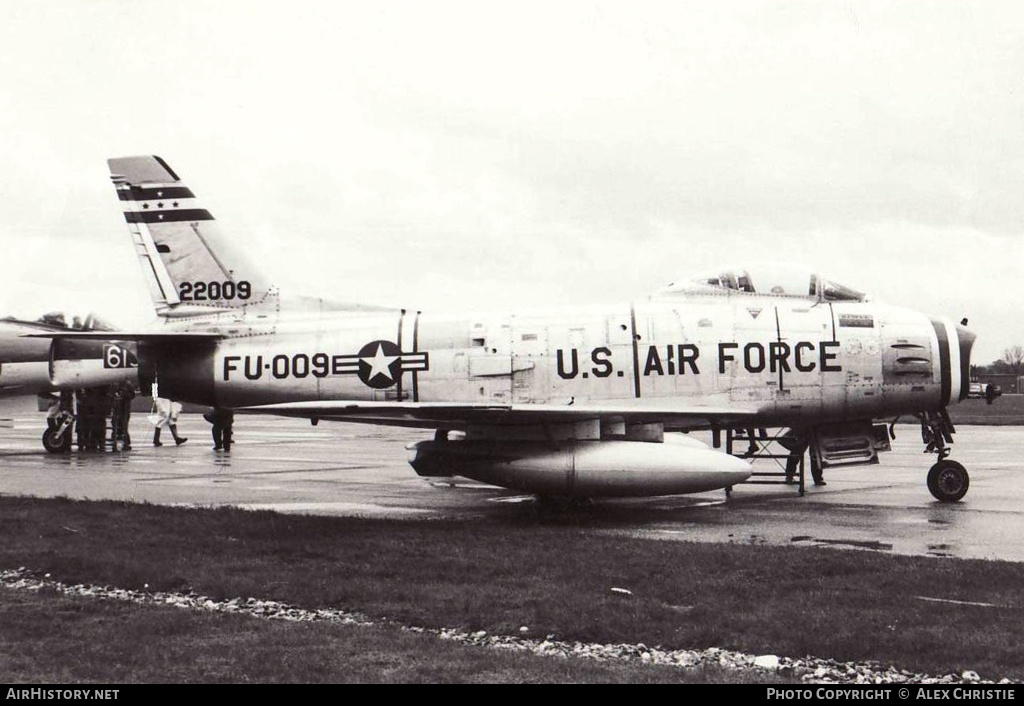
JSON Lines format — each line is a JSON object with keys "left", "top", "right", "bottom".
{"left": 42, "top": 428, "right": 71, "bottom": 454}
{"left": 927, "top": 460, "right": 969, "bottom": 503}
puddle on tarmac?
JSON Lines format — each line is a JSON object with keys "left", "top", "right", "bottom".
{"left": 790, "top": 536, "right": 893, "bottom": 551}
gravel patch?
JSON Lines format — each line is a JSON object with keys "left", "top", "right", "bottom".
{"left": 0, "top": 568, "right": 1011, "bottom": 684}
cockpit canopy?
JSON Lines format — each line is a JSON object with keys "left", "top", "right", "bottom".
{"left": 29, "top": 312, "right": 116, "bottom": 331}
{"left": 661, "top": 263, "right": 866, "bottom": 302}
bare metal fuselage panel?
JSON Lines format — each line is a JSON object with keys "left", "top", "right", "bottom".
{"left": 139, "top": 292, "right": 968, "bottom": 433}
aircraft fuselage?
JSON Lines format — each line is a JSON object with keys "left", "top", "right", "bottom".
{"left": 154, "top": 293, "right": 970, "bottom": 429}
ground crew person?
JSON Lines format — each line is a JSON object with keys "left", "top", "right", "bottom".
{"left": 111, "top": 382, "right": 136, "bottom": 451}
{"left": 783, "top": 441, "right": 808, "bottom": 485}
{"left": 93, "top": 386, "right": 113, "bottom": 451}
{"left": 810, "top": 452, "right": 826, "bottom": 486}
{"left": 75, "top": 388, "right": 93, "bottom": 450}
{"left": 204, "top": 408, "right": 235, "bottom": 451}
{"left": 781, "top": 432, "right": 826, "bottom": 486}
{"left": 150, "top": 396, "right": 187, "bottom": 446}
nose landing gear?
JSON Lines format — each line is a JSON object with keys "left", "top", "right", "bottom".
{"left": 927, "top": 459, "right": 970, "bottom": 503}
{"left": 920, "top": 410, "right": 969, "bottom": 503}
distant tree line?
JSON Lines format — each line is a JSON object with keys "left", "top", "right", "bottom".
{"left": 971, "top": 345, "right": 1024, "bottom": 376}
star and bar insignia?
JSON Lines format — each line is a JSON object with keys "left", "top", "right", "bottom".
{"left": 334, "top": 340, "right": 429, "bottom": 389}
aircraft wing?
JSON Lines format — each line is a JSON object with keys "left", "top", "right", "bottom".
{"left": 22, "top": 331, "right": 223, "bottom": 341}
{"left": 236, "top": 400, "right": 760, "bottom": 430}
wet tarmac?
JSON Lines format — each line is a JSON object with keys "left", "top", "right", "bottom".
{"left": 1, "top": 404, "right": 1022, "bottom": 562}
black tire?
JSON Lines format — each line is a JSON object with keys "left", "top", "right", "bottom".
{"left": 927, "top": 460, "right": 969, "bottom": 503}
{"left": 42, "top": 428, "right": 71, "bottom": 454}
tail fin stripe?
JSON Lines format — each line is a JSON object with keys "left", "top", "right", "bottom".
{"left": 124, "top": 209, "right": 214, "bottom": 224}
{"left": 117, "top": 186, "right": 196, "bottom": 201}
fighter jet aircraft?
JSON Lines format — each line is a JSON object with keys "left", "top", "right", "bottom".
{"left": 1, "top": 314, "right": 135, "bottom": 399}
{"left": 2, "top": 313, "right": 142, "bottom": 457}
{"left": 0, "top": 317, "right": 60, "bottom": 399}
{"left": 36, "top": 155, "right": 980, "bottom": 502}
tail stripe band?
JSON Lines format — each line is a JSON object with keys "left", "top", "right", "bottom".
{"left": 124, "top": 209, "right": 214, "bottom": 224}
{"left": 117, "top": 187, "right": 196, "bottom": 201}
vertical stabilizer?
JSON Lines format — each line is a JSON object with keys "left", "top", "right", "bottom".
{"left": 108, "top": 156, "right": 276, "bottom": 317}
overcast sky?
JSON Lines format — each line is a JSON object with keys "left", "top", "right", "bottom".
{"left": 0, "top": 1, "right": 1021, "bottom": 362}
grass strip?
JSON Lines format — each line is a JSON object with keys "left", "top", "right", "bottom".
{"left": 1, "top": 589, "right": 781, "bottom": 683}
{"left": 0, "top": 496, "right": 1021, "bottom": 680}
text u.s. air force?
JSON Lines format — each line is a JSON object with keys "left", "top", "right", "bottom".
{"left": 555, "top": 340, "right": 842, "bottom": 380}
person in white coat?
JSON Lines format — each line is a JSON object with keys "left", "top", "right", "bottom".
{"left": 150, "top": 396, "right": 187, "bottom": 447}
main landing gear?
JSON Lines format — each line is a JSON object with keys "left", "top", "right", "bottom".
{"left": 42, "top": 411, "right": 74, "bottom": 454}
{"left": 920, "top": 410, "right": 969, "bottom": 503}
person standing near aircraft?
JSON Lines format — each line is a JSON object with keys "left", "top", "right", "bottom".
{"left": 809, "top": 454, "right": 825, "bottom": 487}
{"left": 94, "top": 386, "right": 114, "bottom": 451}
{"left": 150, "top": 396, "right": 187, "bottom": 447}
{"left": 204, "top": 408, "right": 234, "bottom": 451}
{"left": 782, "top": 435, "right": 808, "bottom": 486}
{"left": 75, "top": 388, "right": 93, "bottom": 450}
{"left": 111, "top": 382, "right": 135, "bottom": 451}
{"left": 782, "top": 434, "right": 826, "bottom": 487}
